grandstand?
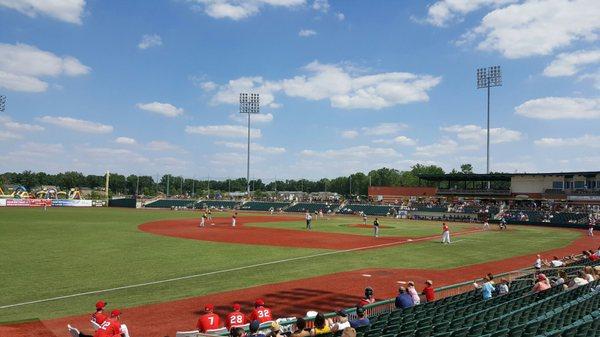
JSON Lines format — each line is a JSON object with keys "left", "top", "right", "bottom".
{"left": 144, "top": 199, "right": 196, "bottom": 208}
{"left": 286, "top": 202, "right": 339, "bottom": 213}
{"left": 338, "top": 204, "right": 395, "bottom": 216}
{"left": 239, "top": 201, "right": 291, "bottom": 211}
{"left": 194, "top": 200, "right": 240, "bottom": 209}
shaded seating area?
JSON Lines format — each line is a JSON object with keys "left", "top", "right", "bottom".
{"left": 239, "top": 201, "right": 291, "bottom": 211}
{"left": 144, "top": 199, "right": 196, "bottom": 208}
{"left": 286, "top": 202, "right": 338, "bottom": 213}
{"left": 338, "top": 204, "right": 394, "bottom": 216}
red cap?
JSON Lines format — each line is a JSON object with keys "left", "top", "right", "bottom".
{"left": 95, "top": 301, "right": 107, "bottom": 310}
{"left": 205, "top": 304, "right": 214, "bottom": 311}
{"left": 111, "top": 309, "right": 121, "bottom": 317}
{"left": 254, "top": 299, "right": 265, "bottom": 307}
{"left": 233, "top": 303, "right": 241, "bottom": 311}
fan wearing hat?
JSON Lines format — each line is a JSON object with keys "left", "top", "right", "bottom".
{"left": 249, "top": 299, "right": 273, "bottom": 323}
{"left": 348, "top": 307, "right": 370, "bottom": 329}
{"left": 92, "top": 300, "right": 108, "bottom": 326}
{"left": 197, "top": 304, "right": 222, "bottom": 332}
{"left": 328, "top": 310, "right": 351, "bottom": 332}
{"left": 226, "top": 303, "right": 248, "bottom": 329}
{"left": 93, "top": 309, "right": 123, "bottom": 337}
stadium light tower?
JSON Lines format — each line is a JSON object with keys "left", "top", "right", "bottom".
{"left": 239, "top": 93, "right": 260, "bottom": 197}
{"left": 477, "top": 66, "right": 502, "bottom": 179}
{"left": 0, "top": 95, "right": 6, "bottom": 112}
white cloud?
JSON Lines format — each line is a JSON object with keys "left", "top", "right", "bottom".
{"left": 414, "top": 139, "right": 459, "bottom": 157}
{"left": 0, "top": 43, "right": 90, "bottom": 92}
{"left": 341, "top": 130, "right": 359, "bottom": 139}
{"left": 200, "top": 81, "right": 217, "bottom": 91}
{"left": 215, "top": 141, "right": 286, "bottom": 154}
{"left": 0, "top": 116, "right": 44, "bottom": 132}
{"left": 335, "top": 12, "right": 344, "bottom": 20}
{"left": 515, "top": 97, "right": 600, "bottom": 119}
{"left": 362, "top": 122, "right": 408, "bottom": 136}
{"left": 114, "top": 136, "right": 136, "bottom": 145}
{"left": 0, "top": 0, "right": 86, "bottom": 24}
{"left": 0, "top": 130, "right": 22, "bottom": 141}
{"left": 38, "top": 116, "right": 113, "bottom": 134}
{"left": 185, "top": 124, "right": 262, "bottom": 138}
{"left": 211, "top": 61, "right": 441, "bottom": 110}
{"left": 441, "top": 124, "right": 522, "bottom": 144}
{"left": 466, "top": 0, "right": 600, "bottom": 58}
{"left": 392, "top": 135, "right": 417, "bottom": 146}
{"left": 138, "top": 34, "right": 163, "bottom": 50}
{"left": 425, "top": 0, "right": 517, "bottom": 27}
{"left": 229, "top": 112, "right": 274, "bottom": 124}
{"left": 301, "top": 145, "right": 400, "bottom": 159}
{"left": 543, "top": 49, "right": 600, "bottom": 77}
{"left": 189, "top": 0, "right": 305, "bottom": 20}
{"left": 312, "top": 0, "right": 328, "bottom": 12}
{"left": 146, "top": 140, "right": 181, "bottom": 152}
{"left": 534, "top": 134, "right": 600, "bottom": 147}
{"left": 299, "top": 29, "right": 317, "bottom": 37}
{"left": 136, "top": 102, "right": 184, "bottom": 117}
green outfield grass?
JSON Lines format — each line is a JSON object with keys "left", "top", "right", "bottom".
{"left": 245, "top": 217, "right": 475, "bottom": 237}
{"left": 0, "top": 207, "right": 581, "bottom": 322}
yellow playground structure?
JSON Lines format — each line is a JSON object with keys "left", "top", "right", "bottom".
{"left": 0, "top": 185, "right": 30, "bottom": 199}
{"left": 1, "top": 186, "right": 82, "bottom": 199}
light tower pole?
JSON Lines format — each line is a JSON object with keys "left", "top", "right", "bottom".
{"left": 239, "top": 93, "right": 260, "bottom": 197}
{"left": 0, "top": 95, "right": 6, "bottom": 112}
{"left": 476, "top": 66, "right": 502, "bottom": 183}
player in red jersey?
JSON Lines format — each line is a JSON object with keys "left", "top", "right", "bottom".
{"left": 91, "top": 300, "right": 108, "bottom": 326}
{"left": 226, "top": 303, "right": 248, "bottom": 329}
{"left": 249, "top": 298, "right": 273, "bottom": 323}
{"left": 94, "top": 309, "right": 123, "bottom": 337}
{"left": 197, "top": 304, "right": 221, "bottom": 332}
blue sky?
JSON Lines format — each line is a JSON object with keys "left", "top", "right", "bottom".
{"left": 0, "top": 0, "right": 598, "bottom": 179}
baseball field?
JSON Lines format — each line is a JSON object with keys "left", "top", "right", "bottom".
{"left": 0, "top": 207, "right": 596, "bottom": 337}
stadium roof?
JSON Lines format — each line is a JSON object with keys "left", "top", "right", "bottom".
{"left": 418, "top": 171, "right": 600, "bottom": 181}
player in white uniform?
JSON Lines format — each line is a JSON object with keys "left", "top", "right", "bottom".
{"left": 199, "top": 212, "right": 207, "bottom": 227}
{"left": 588, "top": 216, "right": 595, "bottom": 237}
{"left": 232, "top": 212, "right": 237, "bottom": 227}
{"left": 305, "top": 212, "right": 312, "bottom": 230}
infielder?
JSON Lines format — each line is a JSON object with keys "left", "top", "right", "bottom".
{"left": 232, "top": 212, "right": 237, "bottom": 227}
{"left": 483, "top": 219, "right": 490, "bottom": 231}
{"left": 441, "top": 222, "right": 451, "bottom": 244}
{"left": 589, "top": 216, "right": 595, "bottom": 237}
{"left": 373, "top": 218, "right": 380, "bottom": 238}
{"left": 363, "top": 214, "right": 367, "bottom": 225}
{"left": 200, "top": 211, "right": 207, "bottom": 227}
{"left": 305, "top": 211, "right": 312, "bottom": 230}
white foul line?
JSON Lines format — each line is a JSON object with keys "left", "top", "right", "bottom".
{"left": 0, "top": 229, "right": 480, "bottom": 310}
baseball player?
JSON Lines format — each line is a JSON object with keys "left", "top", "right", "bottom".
{"left": 305, "top": 211, "right": 312, "bottom": 230}
{"left": 589, "top": 216, "right": 595, "bottom": 237}
{"left": 197, "top": 304, "right": 221, "bottom": 332}
{"left": 94, "top": 309, "right": 124, "bottom": 337}
{"left": 232, "top": 212, "right": 237, "bottom": 227}
{"left": 362, "top": 214, "right": 367, "bottom": 225}
{"left": 499, "top": 217, "right": 507, "bottom": 230}
{"left": 373, "top": 218, "right": 380, "bottom": 238}
{"left": 358, "top": 287, "right": 375, "bottom": 307}
{"left": 200, "top": 211, "right": 207, "bottom": 227}
{"left": 207, "top": 209, "right": 212, "bottom": 221}
{"left": 91, "top": 300, "right": 108, "bottom": 326}
{"left": 441, "top": 223, "right": 451, "bottom": 244}
{"left": 482, "top": 215, "right": 490, "bottom": 230}
{"left": 249, "top": 299, "right": 273, "bottom": 323}
{"left": 226, "top": 303, "right": 248, "bottom": 329}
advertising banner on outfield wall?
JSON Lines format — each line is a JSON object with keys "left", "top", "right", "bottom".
{"left": 0, "top": 199, "right": 6, "bottom": 206}
{"left": 5, "top": 199, "right": 52, "bottom": 207}
{"left": 51, "top": 199, "right": 93, "bottom": 207}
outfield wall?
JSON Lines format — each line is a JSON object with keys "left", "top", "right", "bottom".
{"left": 0, "top": 198, "right": 103, "bottom": 207}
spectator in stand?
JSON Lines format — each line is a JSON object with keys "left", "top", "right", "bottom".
{"left": 358, "top": 287, "right": 375, "bottom": 307}
{"left": 553, "top": 270, "right": 568, "bottom": 287}
{"left": 407, "top": 281, "right": 420, "bottom": 305}
{"left": 267, "top": 321, "right": 283, "bottom": 337}
{"left": 91, "top": 300, "right": 108, "bottom": 326}
{"left": 586, "top": 250, "right": 599, "bottom": 262}
{"left": 226, "top": 303, "right": 248, "bottom": 329}
{"left": 422, "top": 280, "right": 435, "bottom": 302}
{"left": 349, "top": 307, "right": 370, "bottom": 328}
{"left": 473, "top": 274, "right": 495, "bottom": 300}
{"left": 341, "top": 327, "right": 357, "bottom": 337}
{"left": 250, "top": 299, "right": 273, "bottom": 323}
{"left": 533, "top": 254, "right": 542, "bottom": 270}
{"left": 394, "top": 286, "right": 414, "bottom": 309}
{"left": 595, "top": 246, "right": 600, "bottom": 257}
{"left": 310, "top": 313, "right": 331, "bottom": 336}
{"left": 583, "top": 266, "right": 596, "bottom": 282}
{"left": 291, "top": 318, "right": 311, "bottom": 337}
{"left": 497, "top": 279, "right": 509, "bottom": 295}
{"left": 570, "top": 271, "right": 590, "bottom": 288}
{"left": 197, "top": 304, "right": 221, "bottom": 332}
{"left": 548, "top": 256, "right": 565, "bottom": 267}
{"left": 230, "top": 327, "right": 246, "bottom": 337}
{"left": 248, "top": 320, "right": 265, "bottom": 337}
{"left": 328, "top": 310, "right": 351, "bottom": 332}
{"left": 532, "top": 274, "right": 551, "bottom": 293}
